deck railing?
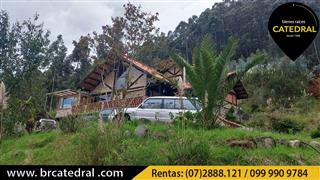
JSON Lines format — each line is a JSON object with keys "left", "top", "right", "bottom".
{"left": 72, "top": 96, "right": 148, "bottom": 114}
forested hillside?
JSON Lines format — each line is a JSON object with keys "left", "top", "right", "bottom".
{"left": 138, "top": 0, "right": 320, "bottom": 68}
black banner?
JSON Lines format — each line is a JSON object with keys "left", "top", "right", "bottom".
{"left": 268, "top": 2, "right": 319, "bottom": 61}
{"left": 0, "top": 165, "right": 147, "bottom": 179}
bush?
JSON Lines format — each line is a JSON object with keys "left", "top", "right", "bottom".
{"left": 173, "top": 112, "right": 203, "bottom": 128}
{"left": 168, "top": 138, "right": 210, "bottom": 165}
{"left": 226, "top": 107, "right": 237, "bottom": 122}
{"left": 270, "top": 116, "right": 305, "bottom": 134}
{"left": 311, "top": 125, "right": 320, "bottom": 139}
{"left": 243, "top": 58, "right": 309, "bottom": 108}
{"left": 58, "top": 115, "right": 84, "bottom": 133}
{"left": 245, "top": 113, "right": 269, "bottom": 130}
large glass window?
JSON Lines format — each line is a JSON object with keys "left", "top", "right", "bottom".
{"left": 163, "top": 99, "right": 175, "bottom": 109}
{"left": 183, "top": 99, "right": 197, "bottom": 110}
{"left": 140, "top": 98, "right": 162, "bottom": 109}
{"left": 62, "top": 97, "right": 75, "bottom": 109}
{"left": 163, "top": 98, "right": 197, "bottom": 110}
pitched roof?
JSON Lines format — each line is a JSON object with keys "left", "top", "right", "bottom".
{"left": 123, "top": 55, "right": 169, "bottom": 82}
{"left": 79, "top": 55, "right": 169, "bottom": 91}
{"left": 48, "top": 89, "right": 90, "bottom": 97}
{"left": 78, "top": 56, "right": 248, "bottom": 99}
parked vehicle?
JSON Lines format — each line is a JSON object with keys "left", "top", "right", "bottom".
{"left": 35, "top": 119, "right": 57, "bottom": 131}
{"left": 99, "top": 108, "right": 115, "bottom": 121}
{"left": 107, "top": 96, "right": 201, "bottom": 122}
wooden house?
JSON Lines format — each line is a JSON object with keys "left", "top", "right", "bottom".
{"left": 50, "top": 55, "right": 248, "bottom": 118}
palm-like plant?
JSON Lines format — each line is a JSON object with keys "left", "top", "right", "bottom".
{"left": 171, "top": 35, "right": 264, "bottom": 127}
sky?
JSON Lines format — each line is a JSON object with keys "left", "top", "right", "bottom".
{"left": 1, "top": 0, "right": 221, "bottom": 52}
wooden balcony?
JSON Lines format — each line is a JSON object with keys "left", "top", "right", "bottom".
{"left": 72, "top": 96, "right": 147, "bottom": 114}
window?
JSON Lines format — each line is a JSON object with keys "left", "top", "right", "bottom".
{"left": 163, "top": 99, "right": 175, "bottom": 109}
{"left": 62, "top": 97, "right": 75, "bottom": 109}
{"left": 140, "top": 98, "right": 162, "bottom": 109}
{"left": 175, "top": 98, "right": 183, "bottom": 109}
{"left": 182, "top": 99, "right": 197, "bottom": 110}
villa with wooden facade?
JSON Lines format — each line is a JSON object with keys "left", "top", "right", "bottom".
{"left": 49, "top": 55, "right": 248, "bottom": 118}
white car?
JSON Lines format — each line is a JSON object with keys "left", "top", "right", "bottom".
{"left": 110, "top": 96, "right": 200, "bottom": 122}
{"left": 35, "top": 119, "right": 57, "bottom": 131}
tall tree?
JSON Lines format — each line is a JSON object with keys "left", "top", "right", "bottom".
{"left": 46, "top": 34, "right": 72, "bottom": 91}
{"left": 92, "top": 2, "right": 160, "bottom": 60}
{"left": 0, "top": 11, "right": 51, "bottom": 133}
{"left": 70, "top": 35, "right": 92, "bottom": 88}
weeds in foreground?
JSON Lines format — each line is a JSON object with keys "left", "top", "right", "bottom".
{"left": 168, "top": 137, "right": 210, "bottom": 165}
{"left": 76, "top": 123, "right": 123, "bottom": 165}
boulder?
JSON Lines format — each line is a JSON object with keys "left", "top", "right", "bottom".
{"left": 310, "top": 141, "right": 320, "bottom": 149}
{"left": 228, "top": 139, "right": 256, "bottom": 149}
{"left": 277, "top": 139, "right": 290, "bottom": 146}
{"left": 255, "top": 137, "right": 275, "bottom": 148}
{"left": 289, "top": 140, "right": 301, "bottom": 148}
{"left": 135, "top": 125, "right": 149, "bottom": 137}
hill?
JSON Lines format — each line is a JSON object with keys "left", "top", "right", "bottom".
{"left": 0, "top": 120, "right": 319, "bottom": 165}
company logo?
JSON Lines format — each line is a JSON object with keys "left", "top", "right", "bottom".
{"left": 268, "top": 2, "right": 319, "bottom": 61}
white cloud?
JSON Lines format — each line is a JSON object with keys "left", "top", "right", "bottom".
{"left": 2, "top": 0, "right": 221, "bottom": 52}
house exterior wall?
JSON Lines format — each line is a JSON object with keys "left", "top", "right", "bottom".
{"left": 91, "top": 66, "right": 148, "bottom": 99}
{"left": 55, "top": 94, "right": 79, "bottom": 118}
{"left": 126, "top": 88, "right": 146, "bottom": 98}
{"left": 56, "top": 95, "right": 79, "bottom": 109}
{"left": 92, "top": 72, "right": 115, "bottom": 94}
{"left": 56, "top": 108, "right": 72, "bottom": 118}
{"left": 225, "top": 93, "right": 237, "bottom": 105}
{"left": 127, "top": 67, "right": 147, "bottom": 90}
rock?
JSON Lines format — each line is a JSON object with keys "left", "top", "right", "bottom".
{"left": 277, "top": 139, "right": 290, "bottom": 146}
{"left": 255, "top": 137, "right": 275, "bottom": 148}
{"left": 135, "top": 125, "right": 149, "bottom": 137}
{"left": 310, "top": 141, "right": 320, "bottom": 149}
{"left": 228, "top": 139, "right": 256, "bottom": 149}
{"left": 289, "top": 140, "right": 301, "bottom": 148}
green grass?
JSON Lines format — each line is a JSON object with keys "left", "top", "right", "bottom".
{"left": 0, "top": 120, "right": 319, "bottom": 165}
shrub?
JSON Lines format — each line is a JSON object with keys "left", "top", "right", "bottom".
{"left": 270, "top": 116, "right": 305, "bottom": 134}
{"left": 47, "top": 110, "right": 57, "bottom": 119}
{"left": 311, "top": 125, "right": 320, "bottom": 139}
{"left": 173, "top": 112, "right": 202, "bottom": 128}
{"left": 168, "top": 138, "right": 210, "bottom": 165}
{"left": 58, "top": 115, "right": 84, "bottom": 133}
{"left": 243, "top": 58, "right": 309, "bottom": 108}
{"left": 226, "top": 107, "right": 237, "bottom": 122}
{"left": 245, "top": 113, "right": 269, "bottom": 130}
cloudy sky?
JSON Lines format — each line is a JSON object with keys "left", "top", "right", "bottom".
{"left": 1, "top": 0, "right": 221, "bottom": 52}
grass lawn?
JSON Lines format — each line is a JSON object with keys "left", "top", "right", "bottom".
{"left": 0, "top": 120, "right": 319, "bottom": 165}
